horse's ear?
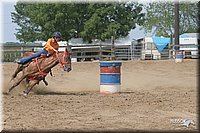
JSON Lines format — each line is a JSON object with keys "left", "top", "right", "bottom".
{"left": 65, "top": 47, "right": 71, "bottom": 55}
{"left": 65, "top": 47, "right": 68, "bottom": 52}
{"left": 65, "top": 45, "right": 71, "bottom": 52}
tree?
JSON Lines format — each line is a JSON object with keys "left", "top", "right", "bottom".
{"left": 80, "top": 2, "right": 144, "bottom": 42}
{"left": 12, "top": 3, "right": 89, "bottom": 42}
{"left": 11, "top": 3, "right": 41, "bottom": 42}
{"left": 142, "top": 2, "right": 198, "bottom": 37}
{"left": 11, "top": 1, "right": 144, "bottom": 43}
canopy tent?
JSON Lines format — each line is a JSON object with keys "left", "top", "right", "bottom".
{"left": 152, "top": 37, "right": 170, "bottom": 53}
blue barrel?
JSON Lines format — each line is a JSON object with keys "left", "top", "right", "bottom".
{"left": 100, "top": 74, "right": 121, "bottom": 84}
{"left": 99, "top": 62, "right": 122, "bottom": 94}
{"left": 175, "top": 50, "right": 184, "bottom": 62}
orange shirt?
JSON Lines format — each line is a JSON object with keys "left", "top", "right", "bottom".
{"left": 43, "top": 38, "right": 59, "bottom": 54}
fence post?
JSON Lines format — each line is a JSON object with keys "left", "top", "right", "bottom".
{"left": 151, "top": 42, "right": 153, "bottom": 60}
{"left": 111, "top": 36, "right": 116, "bottom": 60}
{"left": 99, "top": 44, "right": 102, "bottom": 61}
{"left": 20, "top": 46, "right": 24, "bottom": 57}
{"left": 169, "top": 34, "right": 173, "bottom": 59}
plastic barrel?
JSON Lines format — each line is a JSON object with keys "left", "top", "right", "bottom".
{"left": 175, "top": 50, "right": 184, "bottom": 63}
{"left": 99, "top": 62, "right": 122, "bottom": 94}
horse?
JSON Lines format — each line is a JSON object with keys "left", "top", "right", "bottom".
{"left": 7, "top": 47, "right": 72, "bottom": 97}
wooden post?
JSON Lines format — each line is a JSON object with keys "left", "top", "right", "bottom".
{"left": 174, "top": 1, "right": 179, "bottom": 50}
{"left": 99, "top": 44, "right": 102, "bottom": 61}
{"left": 151, "top": 42, "right": 153, "bottom": 60}
{"left": 169, "top": 34, "right": 173, "bottom": 59}
{"left": 111, "top": 36, "right": 116, "bottom": 60}
{"left": 21, "top": 46, "right": 24, "bottom": 57}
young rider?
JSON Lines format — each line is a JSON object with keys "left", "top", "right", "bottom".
{"left": 16, "top": 32, "right": 62, "bottom": 64}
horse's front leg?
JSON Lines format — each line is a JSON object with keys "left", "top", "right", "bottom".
{"left": 23, "top": 79, "right": 39, "bottom": 97}
{"left": 42, "top": 78, "right": 48, "bottom": 86}
{"left": 26, "top": 78, "right": 30, "bottom": 84}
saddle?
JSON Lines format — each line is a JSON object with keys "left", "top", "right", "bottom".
{"left": 19, "top": 54, "right": 53, "bottom": 76}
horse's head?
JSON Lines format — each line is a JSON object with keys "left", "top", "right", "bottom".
{"left": 63, "top": 48, "right": 72, "bottom": 72}
{"left": 58, "top": 48, "right": 72, "bottom": 72}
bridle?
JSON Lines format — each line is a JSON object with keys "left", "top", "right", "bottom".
{"left": 55, "top": 50, "right": 71, "bottom": 68}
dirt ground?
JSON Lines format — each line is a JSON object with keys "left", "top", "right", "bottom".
{"left": 1, "top": 59, "right": 198, "bottom": 132}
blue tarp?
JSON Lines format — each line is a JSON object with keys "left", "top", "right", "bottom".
{"left": 152, "top": 37, "right": 170, "bottom": 53}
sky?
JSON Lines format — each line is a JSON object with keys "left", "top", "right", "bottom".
{"left": 1, "top": 1, "right": 19, "bottom": 43}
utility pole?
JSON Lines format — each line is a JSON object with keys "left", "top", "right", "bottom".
{"left": 174, "top": 1, "right": 179, "bottom": 50}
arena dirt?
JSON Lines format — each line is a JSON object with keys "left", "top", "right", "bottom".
{"left": 2, "top": 60, "right": 198, "bottom": 131}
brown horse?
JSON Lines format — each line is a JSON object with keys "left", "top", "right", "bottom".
{"left": 8, "top": 47, "right": 72, "bottom": 97}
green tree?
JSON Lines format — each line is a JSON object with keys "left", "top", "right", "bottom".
{"left": 11, "top": 1, "right": 144, "bottom": 43}
{"left": 142, "top": 2, "right": 198, "bottom": 37}
{"left": 80, "top": 2, "right": 144, "bottom": 42}
{"left": 12, "top": 3, "right": 89, "bottom": 42}
{"left": 11, "top": 3, "right": 40, "bottom": 42}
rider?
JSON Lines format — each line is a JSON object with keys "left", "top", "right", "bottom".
{"left": 16, "top": 32, "right": 63, "bottom": 64}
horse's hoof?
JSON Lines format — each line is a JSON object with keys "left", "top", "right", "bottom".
{"left": 19, "top": 92, "right": 28, "bottom": 98}
{"left": 23, "top": 93, "right": 28, "bottom": 98}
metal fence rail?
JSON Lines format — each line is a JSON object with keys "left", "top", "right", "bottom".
{"left": 2, "top": 45, "right": 113, "bottom": 62}
{"left": 1, "top": 44, "right": 199, "bottom": 62}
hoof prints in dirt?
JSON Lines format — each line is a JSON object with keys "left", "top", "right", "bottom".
{"left": 35, "top": 91, "right": 89, "bottom": 96}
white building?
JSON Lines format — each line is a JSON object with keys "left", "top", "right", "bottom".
{"left": 179, "top": 33, "right": 199, "bottom": 58}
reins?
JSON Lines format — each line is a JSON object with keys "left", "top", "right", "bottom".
{"left": 29, "top": 51, "right": 69, "bottom": 81}
{"left": 29, "top": 57, "right": 47, "bottom": 80}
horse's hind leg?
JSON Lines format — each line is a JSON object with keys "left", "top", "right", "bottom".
{"left": 8, "top": 74, "right": 27, "bottom": 93}
{"left": 10, "top": 64, "right": 22, "bottom": 81}
{"left": 23, "top": 80, "right": 39, "bottom": 97}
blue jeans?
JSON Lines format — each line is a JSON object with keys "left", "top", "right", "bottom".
{"left": 18, "top": 49, "right": 48, "bottom": 64}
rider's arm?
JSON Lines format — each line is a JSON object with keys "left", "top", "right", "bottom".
{"left": 52, "top": 48, "right": 58, "bottom": 53}
{"left": 44, "top": 38, "right": 59, "bottom": 53}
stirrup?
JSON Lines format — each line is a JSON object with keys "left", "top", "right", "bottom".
{"left": 14, "top": 59, "right": 21, "bottom": 64}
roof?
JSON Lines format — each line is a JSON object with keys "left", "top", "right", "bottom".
{"left": 68, "top": 38, "right": 131, "bottom": 46}
{"left": 180, "top": 33, "right": 199, "bottom": 38}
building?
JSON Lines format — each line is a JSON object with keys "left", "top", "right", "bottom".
{"left": 131, "top": 33, "right": 199, "bottom": 60}
{"left": 131, "top": 37, "right": 170, "bottom": 60}
{"left": 179, "top": 33, "right": 199, "bottom": 58}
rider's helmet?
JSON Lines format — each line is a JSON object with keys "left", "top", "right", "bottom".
{"left": 52, "top": 32, "right": 63, "bottom": 40}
